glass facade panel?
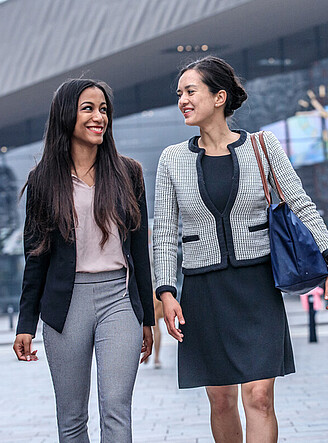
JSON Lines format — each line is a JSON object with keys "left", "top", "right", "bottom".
{"left": 247, "top": 39, "right": 282, "bottom": 80}
{"left": 318, "top": 23, "right": 328, "bottom": 59}
{"left": 284, "top": 27, "right": 317, "bottom": 71}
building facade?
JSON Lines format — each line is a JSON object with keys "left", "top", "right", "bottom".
{"left": 0, "top": 0, "right": 328, "bottom": 307}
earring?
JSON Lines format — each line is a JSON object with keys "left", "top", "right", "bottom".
{"left": 215, "top": 104, "right": 219, "bottom": 107}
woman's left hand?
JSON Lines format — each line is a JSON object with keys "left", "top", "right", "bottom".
{"left": 325, "top": 276, "right": 328, "bottom": 310}
{"left": 140, "top": 326, "right": 153, "bottom": 363}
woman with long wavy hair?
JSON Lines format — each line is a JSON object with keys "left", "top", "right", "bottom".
{"left": 13, "top": 78, "right": 154, "bottom": 443}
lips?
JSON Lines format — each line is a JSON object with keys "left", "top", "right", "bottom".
{"left": 87, "top": 126, "right": 103, "bottom": 134}
{"left": 183, "top": 107, "right": 194, "bottom": 117}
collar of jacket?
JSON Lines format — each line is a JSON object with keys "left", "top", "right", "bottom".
{"left": 187, "top": 129, "right": 247, "bottom": 153}
{"left": 185, "top": 128, "right": 248, "bottom": 268}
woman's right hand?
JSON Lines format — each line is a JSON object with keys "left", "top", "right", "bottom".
{"left": 160, "top": 292, "right": 185, "bottom": 342}
{"left": 13, "top": 334, "right": 38, "bottom": 361}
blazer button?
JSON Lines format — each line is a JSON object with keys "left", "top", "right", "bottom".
{"left": 126, "top": 253, "right": 130, "bottom": 258}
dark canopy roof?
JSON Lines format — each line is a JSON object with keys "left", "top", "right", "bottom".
{"left": 1, "top": 0, "right": 328, "bottom": 131}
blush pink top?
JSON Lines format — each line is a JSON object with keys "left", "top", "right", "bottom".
{"left": 72, "top": 175, "right": 127, "bottom": 274}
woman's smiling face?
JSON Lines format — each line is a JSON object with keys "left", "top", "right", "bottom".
{"left": 71, "top": 87, "right": 108, "bottom": 149}
{"left": 177, "top": 69, "right": 218, "bottom": 127}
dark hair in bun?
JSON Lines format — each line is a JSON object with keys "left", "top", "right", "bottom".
{"left": 178, "top": 56, "right": 247, "bottom": 117}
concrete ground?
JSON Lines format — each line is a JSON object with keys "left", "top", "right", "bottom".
{"left": 1, "top": 296, "right": 328, "bottom": 442}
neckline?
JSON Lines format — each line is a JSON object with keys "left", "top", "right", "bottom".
{"left": 203, "top": 153, "right": 232, "bottom": 158}
{"left": 72, "top": 174, "right": 95, "bottom": 189}
{"left": 188, "top": 129, "right": 247, "bottom": 153}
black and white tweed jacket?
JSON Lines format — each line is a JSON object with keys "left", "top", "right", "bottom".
{"left": 153, "top": 130, "right": 328, "bottom": 297}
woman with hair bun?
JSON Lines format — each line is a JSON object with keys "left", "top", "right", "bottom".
{"left": 153, "top": 56, "right": 328, "bottom": 441}
{"left": 13, "top": 78, "right": 154, "bottom": 442}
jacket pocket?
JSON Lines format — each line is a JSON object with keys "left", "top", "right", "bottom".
{"left": 248, "top": 221, "right": 269, "bottom": 232}
{"left": 182, "top": 234, "right": 200, "bottom": 243}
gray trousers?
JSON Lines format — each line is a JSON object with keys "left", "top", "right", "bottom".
{"left": 43, "top": 269, "right": 143, "bottom": 443}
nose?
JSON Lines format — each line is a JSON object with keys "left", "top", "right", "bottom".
{"left": 92, "top": 109, "right": 103, "bottom": 122}
{"left": 179, "top": 92, "right": 189, "bottom": 107}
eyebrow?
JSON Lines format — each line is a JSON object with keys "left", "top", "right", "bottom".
{"left": 80, "top": 101, "right": 107, "bottom": 106}
{"left": 176, "top": 84, "right": 198, "bottom": 93}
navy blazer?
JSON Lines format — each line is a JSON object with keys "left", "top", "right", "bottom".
{"left": 16, "top": 187, "right": 155, "bottom": 337}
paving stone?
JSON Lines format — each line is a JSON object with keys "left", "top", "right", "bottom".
{"left": 1, "top": 296, "right": 328, "bottom": 441}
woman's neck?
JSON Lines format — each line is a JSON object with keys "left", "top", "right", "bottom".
{"left": 199, "top": 122, "right": 239, "bottom": 156}
{"left": 71, "top": 143, "right": 98, "bottom": 185}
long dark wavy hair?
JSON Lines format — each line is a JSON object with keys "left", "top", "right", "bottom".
{"left": 24, "top": 78, "right": 143, "bottom": 255}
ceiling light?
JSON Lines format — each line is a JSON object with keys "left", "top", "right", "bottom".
{"left": 141, "top": 110, "right": 154, "bottom": 117}
{"left": 258, "top": 58, "right": 294, "bottom": 67}
{"left": 298, "top": 99, "right": 309, "bottom": 108}
{"left": 319, "top": 85, "right": 326, "bottom": 97}
{"left": 164, "top": 44, "right": 227, "bottom": 54}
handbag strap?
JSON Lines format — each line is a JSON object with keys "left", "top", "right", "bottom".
{"left": 258, "top": 132, "right": 285, "bottom": 203}
{"left": 250, "top": 132, "right": 286, "bottom": 204}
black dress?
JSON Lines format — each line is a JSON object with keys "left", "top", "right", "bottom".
{"left": 178, "top": 153, "right": 295, "bottom": 389}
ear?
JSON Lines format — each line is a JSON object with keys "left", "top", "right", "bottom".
{"left": 214, "top": 90, "right": 227, "bottom": 108}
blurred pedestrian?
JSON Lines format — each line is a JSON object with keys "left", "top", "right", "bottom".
{"left": 148, "top": 237, "right": 164, "bottom": 369}
{"left": 300, "top": 287, "right": 323, "bottom": 311}
{"left": 13, "top": 78, "right": 154, "bottom": 443}
{"left": 301, "top": 286, "right": 324, "bottom": 343}
{"left": 153, "top": 292, "right": 164, "bottom": 368}
{"left": 153, "top": 56, "right": 328, "bottom": 442}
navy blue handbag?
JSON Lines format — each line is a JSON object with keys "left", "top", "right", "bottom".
{"left": 250, "top": 132, "right": 328, "bottom": 295}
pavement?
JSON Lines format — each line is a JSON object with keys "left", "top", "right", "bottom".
{"left": 1, "top": 296, "right": 328, "bottom": 443}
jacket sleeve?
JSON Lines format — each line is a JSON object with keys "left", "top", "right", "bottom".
{"left": 16, "top": 186, "right": 51, "bottom": 337}
{"left": 130, "top": 187, "right": 155, "bottom": 326}
{"left": 153, "top": 148, "right": 179, "bottom": 299}
{"left": 264, "top": 131, "right": 328, "bottom": 253}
